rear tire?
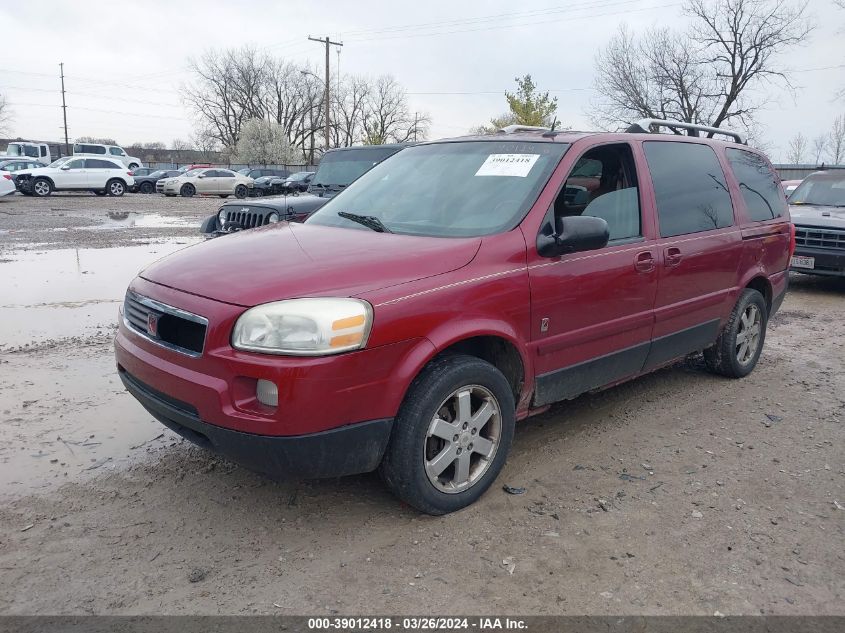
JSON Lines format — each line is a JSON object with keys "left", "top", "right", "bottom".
{"left": 106, "top": 179, "right": 125, "bottom": 197}
{"left": 32, "top": 178, "right": 52, "bottom": 197}
{"left": 704, "top": 288, "right": 768, "bottom": 378}
{"left": 379, "top": 354, "right": 515, "bottom": 515}
{"left": 139, "top": 181, "right": 154, "bottom": 194}
{"left": 180, "top": 183, "right": 195, "bottom": 198}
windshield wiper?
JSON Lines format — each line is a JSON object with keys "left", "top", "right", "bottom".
{"left": 338, "top": 211, "right": 392, "bottom": 233}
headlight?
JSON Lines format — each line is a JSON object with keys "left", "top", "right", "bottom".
{"left": 268, "top": 212, "right": 280, "bottom": 223}
{"left": 232, "top": 298, "right": 373, "bottom": 355}
{"left": 218, "top": 208, "right": 227, "bottom": 225}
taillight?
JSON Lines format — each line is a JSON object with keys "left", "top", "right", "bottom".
{"left": 127, "top": 171, "right": 132, "bottom": 176}
{"left": 2, "top": 174, "right": 11, "bottom": 180}
{"left": 789, "top": 223, "right": 796, "bottom": 258}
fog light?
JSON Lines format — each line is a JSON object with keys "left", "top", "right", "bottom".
{"left": 256, "top": 379, "right": 278, "bottom": 407}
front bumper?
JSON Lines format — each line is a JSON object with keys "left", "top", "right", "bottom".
{"left": 119, "top": 369, "right": 392, "bottom": 479}
{"left": 791, "top": 246, "right": 845, "bottom": 276}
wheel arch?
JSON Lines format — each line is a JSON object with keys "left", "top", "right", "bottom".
{"left": 392, "top": 322, "right": 533, "bottom": 417}
{"left": 742, "top": 274, "right": 773, "bottom": 314}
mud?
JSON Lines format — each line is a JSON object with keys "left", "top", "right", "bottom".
{"left": 0, "top": 194, "right": 843, "bottom": 615}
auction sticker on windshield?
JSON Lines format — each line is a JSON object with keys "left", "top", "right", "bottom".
{"left": 475, "top": 153, "right": 540, "bottom": 177}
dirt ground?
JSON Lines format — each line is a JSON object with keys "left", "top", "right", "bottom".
{"left": 0, "top": 192, "right": 843, "bottom": 615}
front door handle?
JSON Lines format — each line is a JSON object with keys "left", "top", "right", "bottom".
{"left": 664, "top": 247, "right": 682, "bottom": 267}
{"left": 634, "top": 251, "right": 655, "bottom": 273}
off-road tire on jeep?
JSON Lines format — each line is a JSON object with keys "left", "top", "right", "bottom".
{"left": 180, "top": 183, "right": 195, "bottom": 198}
{"left": 704, "top": 288, "right": 768, "bottom": 379}
{"left": 379, "top": 354, "right": 515, "bottom": 515}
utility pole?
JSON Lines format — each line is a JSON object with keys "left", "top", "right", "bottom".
{"left": 59, "top": 62, "right": 69, "bottom": 156}
{"left": 308, "top": 35, "right": 343, "bottom": 150}
{"left": 413, "top": 112, "right": 419, "bottom": 143}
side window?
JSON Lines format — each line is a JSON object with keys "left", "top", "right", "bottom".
{"left": 644, "top": 142, "right": 734, "bottom": 237}
{"left": 218, "top": 170, "right": 235, "bottom": 178}
{"left": 40, "top": 146, "right": 47, "bottom": 157}
{"left": 726, "top": 148, "right": 786, "bottom": 221}
{"left": 551, "top": 143, "right": 642, "bottom": 242}
{"left": 204, "top": 170, "right": 219, "bottom": 177}
{"left": 66, "top": 159, "right": 86, "bottom": 169}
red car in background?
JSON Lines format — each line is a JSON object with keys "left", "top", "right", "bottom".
{"left": 116, "top": 120, "right": 793, "bottom": 514}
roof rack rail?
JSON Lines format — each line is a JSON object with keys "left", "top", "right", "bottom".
{"left": 625, "top": 118, "right": 746, "bottom": 145}
{"left": 499, "top": 124, "right": 550, "bottom": 134}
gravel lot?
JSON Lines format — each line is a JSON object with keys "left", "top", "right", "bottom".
{"left": 0, "top": 192, "right": 843, "bottom": 615}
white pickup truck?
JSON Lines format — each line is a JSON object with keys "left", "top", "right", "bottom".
{"left": 0, "top": 141, "right": 52, "bottom": 165}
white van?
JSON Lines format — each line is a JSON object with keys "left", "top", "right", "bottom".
{"left": 1, "top": 141, "right": 51, "bottom": 165}
{"left": 73, "top": 143, "right": 143, "bottom": 169}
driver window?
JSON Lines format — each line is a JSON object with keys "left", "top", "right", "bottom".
{"left": 552, "top": 143, "right": 641, "bottom": 242}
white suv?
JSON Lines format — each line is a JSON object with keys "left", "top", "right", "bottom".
{"left": 73, "top": 143, "right": 143, "bottom": 169}
{"left": 16, "top": 157, "right": 134, "bottom": 197}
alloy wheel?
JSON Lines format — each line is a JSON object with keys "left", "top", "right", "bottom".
{"left": 736, "top": 304, "right": 762, "bottom": 365}
{"left": 424, "top": 385, "right": 501, "bottom": 494}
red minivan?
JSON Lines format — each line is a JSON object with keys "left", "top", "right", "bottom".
{"left": 115, "top": 121, "right": 794, "bottom": 514}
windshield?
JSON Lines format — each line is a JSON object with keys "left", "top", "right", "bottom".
{"left": 7, "top": 143, "right": 39, "bottom": 158}
{"left": 237, "top": 168, "right": 250, "bottom": 175}
{"left": 48, "top": 157, "right": 71, "bottom": 168}
{"left": 148, "top": 170, "right": 166, "bottom": 178}
{"left": 312, "top": 147, "right": 402, "bottom": 187}
{"left": 307, "top": 141, "right": 569, "bottom": 238}
{"left": 789, "top": 173, "right": 845, "bottom": 207}
{"left": 184, "top": 169, "right": 203, "bottom": 177}
{"left": 289, "top": 172, "right": 311, "bottom": 181}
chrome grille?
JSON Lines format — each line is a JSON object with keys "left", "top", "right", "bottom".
{"left": 123, "top": 291, "right": 208, "bottom": 357}
{"left": 795, "top": 226, "right": 845, "bottom": 251}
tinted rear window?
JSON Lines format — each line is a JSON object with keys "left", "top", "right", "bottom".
{"left": 725, "top": 149, "right": 786, "bottom": 221}
{"left": 644, "top": 142, "right": 734, "bottom": 237}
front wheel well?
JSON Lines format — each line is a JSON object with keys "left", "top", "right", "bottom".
{"left": 433, "top": 336, "right": 524, "bottom": 403}
{"left": 745, "top": 276, "right": 772, "bottom": 313}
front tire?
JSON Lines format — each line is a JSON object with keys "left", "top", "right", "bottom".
{"left": 106, "top": 179, "right": 125, "bottom": 197}
{"left": 704, "top": 288, "right": 768, "bottom": 378}
{"left": 139, "top": 181, "right": 154, "bottom": 194}
{"left": 32, "top": 178, "right": 52, "bottom": 197}
{"left": 379, "top": 354, "right": 515, "bottom": 515}
{"left": 234, "top": 184, "right": 248, "bottom": 199}
{"left": 180, "top": 183, "right": 195, "bottom": 198}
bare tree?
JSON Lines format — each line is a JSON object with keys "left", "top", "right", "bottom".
{"left": 363, "top": 76, "right": 429, "bottom": 144}
{"left": 171, "top": 138, "right": 191, "bottom": 151}
{"left": 191, "top": 125, "right": 222, "bottom": 162}
{"left": 332, "top": 75, "right": 370, "bottom": 147}
{"left": 786, "top": 133, "right": 808, "bottom": 164}
{"left": 829, "top": 114, "right": 845, "bottom": 164}
{"left": 811, "top": 134, "right": 828, "bottom": 165}
{"left": 592, "top": 0, "right": 813, "bottom": 131}
{"left": 0, "top": 93, "right": 10, "bottom": 135}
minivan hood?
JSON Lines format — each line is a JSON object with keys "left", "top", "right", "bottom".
{"left": 790, "top": 204, "right": 845, "bottom": 230}
{"left": 140, "top": 222, "right": 481, "bottom": 306}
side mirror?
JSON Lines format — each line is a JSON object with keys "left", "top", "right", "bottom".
{"left": 197, "top": 174, "right": 206, "bottom": 178}
{"left": 60, "top": 165, "right": 71, "bottom": 170}
{"left": 536, "top": 215, "right": 609, "bottom": 258}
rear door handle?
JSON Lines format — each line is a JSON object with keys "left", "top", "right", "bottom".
{"left": 634, "top": 251, "right": 655, "bottom": 273}
{"left": 664, "top": 247, "right": 682, "bottom": 267}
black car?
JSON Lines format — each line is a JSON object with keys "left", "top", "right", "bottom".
{"left": 251, "top": 170, "right": 315, "bottom": 197}
{"left": 277, "top": 171, "right": 315, "bottom": 194}
{"left": 201, "top": 145, "right": 406, "bottom": 236}
{"left": 239, "top": 168, "right": 290, "bottom": 180}
{"left": 131, "top": 169, "right": 182, "bottom": 194}
{"left": 130, "top": 167, "right": 156, "bottom": 178}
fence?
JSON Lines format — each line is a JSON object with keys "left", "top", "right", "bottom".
{"left": 774, "top": 164, "right": 845, "bottom": 180}
{"left": 143, "top": 163, "right": 318, "bottom": 173}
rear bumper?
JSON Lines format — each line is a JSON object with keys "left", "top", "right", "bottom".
{"left": 791, "top": 246, "right": 845, "bottom": 277}
{"left": 119, "top": 368, "right": 393, "bottom": 479}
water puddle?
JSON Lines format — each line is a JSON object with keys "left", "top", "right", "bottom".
{"left": 0, "top": 239, "right": 201, "bottom": 348}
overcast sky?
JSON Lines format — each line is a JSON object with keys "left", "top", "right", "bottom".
{"left": 1, "top": 0, "right": 843, "bottom": 162}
